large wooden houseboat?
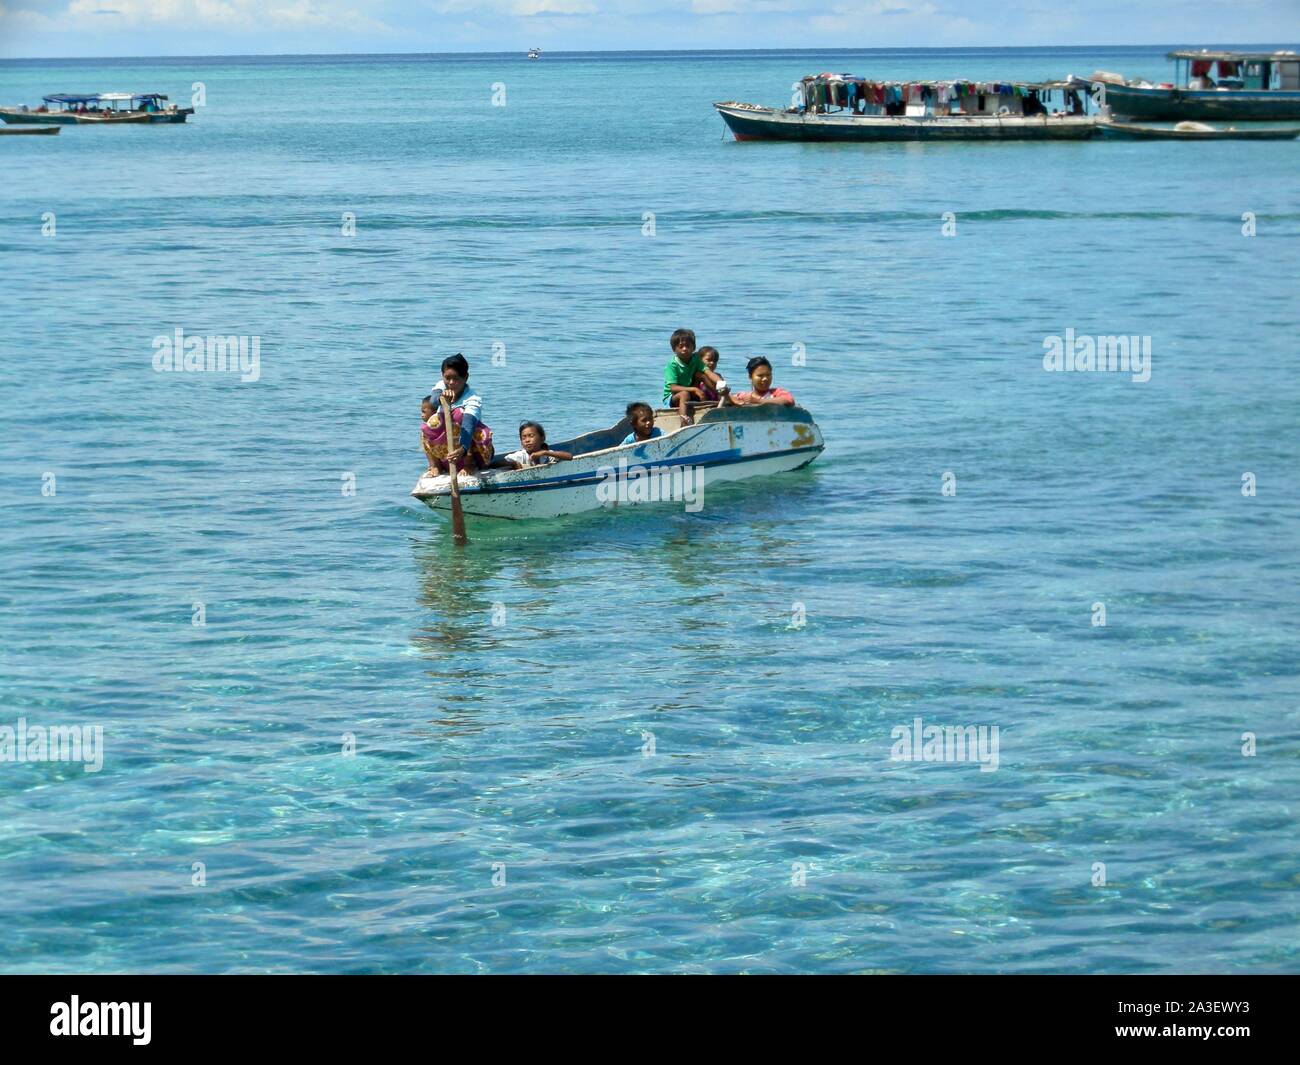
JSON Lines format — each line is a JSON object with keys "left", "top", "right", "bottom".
{"left": 716, "top": 74, "right": 1099, "bottom": 141}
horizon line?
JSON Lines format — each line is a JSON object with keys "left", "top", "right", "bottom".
{"left": 2, "top": 42, "right": 1296, "bottom": 63}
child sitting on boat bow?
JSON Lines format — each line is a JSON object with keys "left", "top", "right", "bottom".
{"left": 423, "top": 354, "right": 494, "bottom": 477}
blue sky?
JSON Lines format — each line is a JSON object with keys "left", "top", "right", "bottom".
{"left": 0, "top": 1, "right": 1297, "bottom": 58}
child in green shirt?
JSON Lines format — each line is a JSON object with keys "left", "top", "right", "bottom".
{"left": 663, "top": 328, "right": 724, "bottom": 426}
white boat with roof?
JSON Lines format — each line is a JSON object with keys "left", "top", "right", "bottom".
{"left": 0, "top": 92, "right": 193, "bottom": 125}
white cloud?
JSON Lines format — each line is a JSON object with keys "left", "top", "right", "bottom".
{"left": 691, "top": 1, "right": 812, "bottom": 13}
{"left": 2, "top": 0, "right": 393, "bottom": 33}
{"left": 429, "top": 0, "right": 597, "bottom": 13}
{"left": 0, "top": 2, "right": 64, "bottom": 28}
{"left": 513, "top": 0, "right": 597, "bottom": 14}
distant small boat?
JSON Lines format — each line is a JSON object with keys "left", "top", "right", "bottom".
{"left": 1099, "top": 119, "right": 1300, "bottom": 140}
{"left": 527, "top": 47, "right": 541, "bottom": 60}
{"left": 0, "top": 92, "right": 193, "bottom": 125}
{"left": 412, "top": 403, "right": 823, "bottom": 520}
{"left": 121, "top": 93, "right": 194, "bottom": 124}
{"left": 0, "top": 126, "right": 59, "bottom": 135}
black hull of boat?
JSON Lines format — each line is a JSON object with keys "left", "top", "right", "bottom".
{"left": 1098, "top": 83, "right": 1300, "bottom": 121}
{"left": 715, "top": 104, "right": 1099, "bottom": 142}
{"left": 0, "top": 107, "right": 192, "bottom": 125}
{"left": 0, "top": 110, "right": 79, "bottom": 125}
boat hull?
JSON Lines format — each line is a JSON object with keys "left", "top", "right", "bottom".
{"left": 714, "top": 102, "right": 1099, "bottom": 141}
{"left": 72, "top": 112, "right": 151, "bottom": 124}
{"left": 0, "top": 107, "right": 189, "bottom": 125}
{"left": 0, "top": 126, "right": 60, "bottom": 135}
{"left": 1099, "top": 120, "right": 1300, "bottom": 140}
{"left": 411, "top": 406, "right": 824, "bottom": 520}
{"left": 140, "top": 109, "right": 193, "bottom": 123}
{"left": 0, "top": 109, "right": 79, "bottom": 125}
{"left": 1096, "top": 83, "right": 1300, "bottom": 121}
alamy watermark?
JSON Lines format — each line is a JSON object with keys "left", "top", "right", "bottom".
{"left": 595, "top": 457, "right": 704, "bottom": 512}
{"left": 152, "top": 328, "right": 261, "bottom": 382}
{"left": 890, "top": 716, "right": 1000, "bottom": 772}
{"left": 0, "top": 718, "right": 104, "bottom": 773}
{"left": 1042, "top": 328, "right": 1151, "bottom": 383}
{"left": 51, "top": 997, "right": 150, "bottom": 1045}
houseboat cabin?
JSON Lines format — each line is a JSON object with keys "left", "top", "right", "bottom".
{"left": 797, "top": 75, "right": 1089, "bottom": 119}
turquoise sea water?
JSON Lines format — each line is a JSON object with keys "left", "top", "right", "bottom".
{"left": 1, "top": 47, "right": 1298, "bottom": 974}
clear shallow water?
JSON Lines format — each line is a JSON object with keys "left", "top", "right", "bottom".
{"left": 1, "top": 47, "right": 1298, "bottom": 974}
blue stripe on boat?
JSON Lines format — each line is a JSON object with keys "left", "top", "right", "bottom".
{"left": 455, "top": 444, "right": 822, "bottom": 496}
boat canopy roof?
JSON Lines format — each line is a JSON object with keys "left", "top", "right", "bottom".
{"left": 40, "top": 91, "right": 170, "bottom": 105}
{"left": 1167, "top": 50, "right": 1300, "bottom": 62}
{"left": 801, "top": 73, "right": 1077, "bottom": 91}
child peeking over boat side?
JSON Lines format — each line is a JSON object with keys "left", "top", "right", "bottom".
{"left": 731, "top": 356, "right": 796, "bottom": 407}
{"left": 505, "top": 422, "right": 572, "bottom": 468}
{"left": 425, "top": 353, "right": 495, "bottom": 476}
{"left": 420, "top": 394, "right": 439, "bottom": 474}
{"left": 695, "top": 346, "right": 723, "bottom": 402}
{"left": 621, "top": 402, "right": 664, "bottom": 445}
{"left": 663, "top": 328, "right": 724, "bottom": 426}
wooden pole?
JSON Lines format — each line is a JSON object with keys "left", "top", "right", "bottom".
{"left": 439, "top": 392, "right": 468, "bottom": 544}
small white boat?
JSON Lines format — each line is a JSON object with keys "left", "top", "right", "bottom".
{"left": 411, "top": 403, "right": 824, "bottom": 520}
{"left": 527, "top": 47, "right": 541, "bottom": 60}
{"left": 1098, "top": 118, "right": 1300, "bottom": 139}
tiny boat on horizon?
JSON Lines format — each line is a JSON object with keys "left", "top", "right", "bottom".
{"left": 1098, "top": 119, "right": 1300, "bottom": 140}
{"left": 527, "top": 47, "right": 541, "bottom": 60}
{"left": 411, "top": 403, "right": 824, "bottom": 521}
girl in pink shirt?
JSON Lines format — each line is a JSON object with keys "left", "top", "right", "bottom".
{"left": 731, "top": 357, "right": 796, "bottom": 407}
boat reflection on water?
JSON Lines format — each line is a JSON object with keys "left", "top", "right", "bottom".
{"left": 408, "top": 461, "right": 824, "bottom": 667}
{"left": 410, "top": 534, "right": 509, "bottom": 656}
{"left": 405, "top": 462, "right": 825, "bottom": 746}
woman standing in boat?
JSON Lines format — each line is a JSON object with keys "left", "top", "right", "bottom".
{"left": 731, "top": 357, "right": 796, "bottom": 407}
{"left": 425, "top": 354, "right": 494, "bottom": 476}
